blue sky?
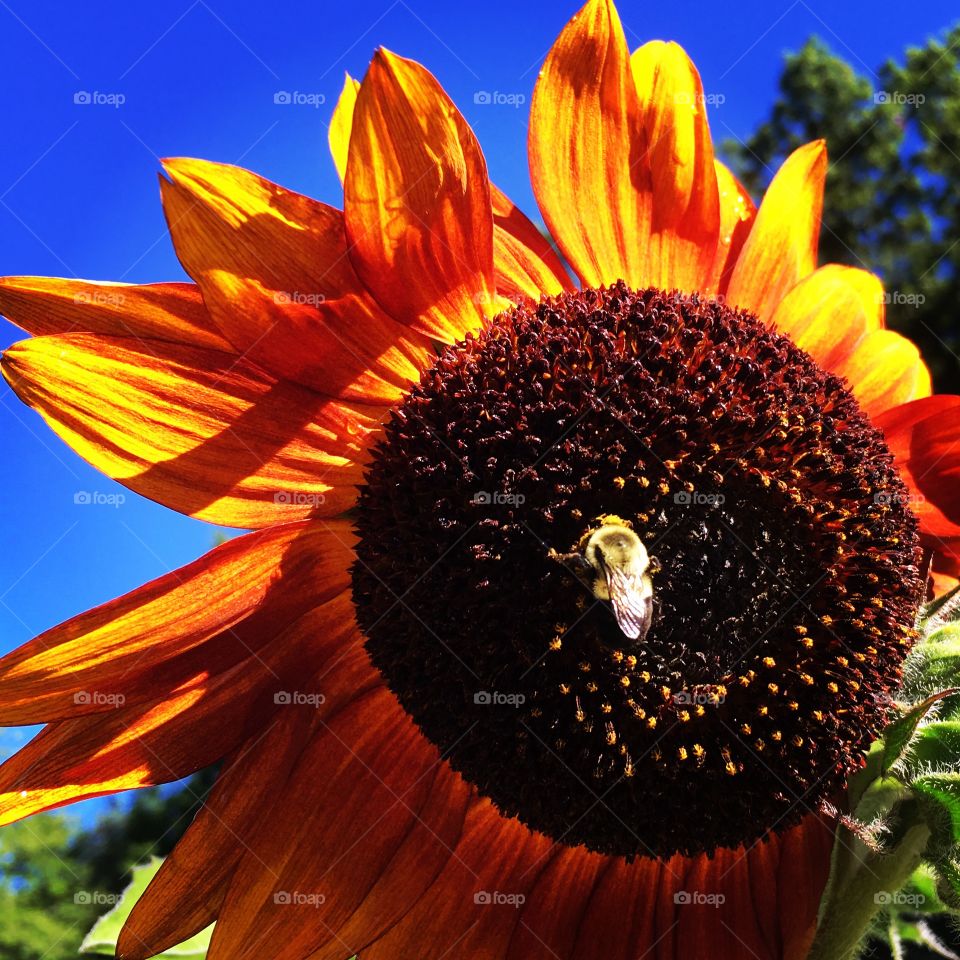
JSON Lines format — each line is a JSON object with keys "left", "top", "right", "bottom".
{"left": 0, "top": 0, "right": 957, "bottom": 820}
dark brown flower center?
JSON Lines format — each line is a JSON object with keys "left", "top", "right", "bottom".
{"left": 351, "top": 284, "right": 924, "bottom": 858}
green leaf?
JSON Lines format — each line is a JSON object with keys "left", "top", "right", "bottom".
{"left": 901, "top": 631, "right": 960, "bottom": 701}
{"left": 882, "top": 691, "right": 956, "bottom": 775}
{"left": 80, "top": 857, "right": 212, "bottom": 958}
{"left": 905, "top": 720, "right": 960, "bottom": 769}
{"left": 911, "top": 774, "right": 960, "bottom": 844}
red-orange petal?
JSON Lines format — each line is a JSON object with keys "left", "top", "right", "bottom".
{"left": 206, "top": 685, "right": 466, "bottom": 960}
{"left": 1, "top": 333, "right": 378, "bottom": 527}
{"left": 528, "top": 0, "right": 650, "bottom": 289}
{"left": 491, "top": 185, "right": 572, "bottom": 300}
{"left": 0, "top": 598, "right": 359, "bottom": 825}
{"left": 713, "top": 161, "right": 756, "bottom": 295}
{"left": 769, "top": 264, "right": 883, "bottom": 373}
{"left": 630, "top": 40, "right": 720, "bottom": 293}
{"left": 119, "top": 633, "right": 381, "bottom": 960}
{"left": 726, "top": 140, "right": 827, "bottom": 323}
{"left": 877, "top": 396, "right": 960, "bottom": 538}
{"left": 0, "top": 277, "right": 228, "bottom": 350}
{"left": 838, "top": 328, "right": 932, "bottom": 419}
{"left": 344, "top": 49, "right": 496, "bottom": 343}
{"left": 328, "top": 72, "right": 360, "bottom": 183}
{"left": 0, "top": 520, "right": 354, "bottom": 724}
{"left": 160, "top": 158, "right": 432, "bottom": 403}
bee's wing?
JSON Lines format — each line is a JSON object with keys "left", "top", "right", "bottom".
{"left": 604, "top": 567, "right": 653, "bottom": 641}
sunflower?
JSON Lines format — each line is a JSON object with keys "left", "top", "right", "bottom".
{"left": 1, "top": 1, "right": 958, "bottom": 958}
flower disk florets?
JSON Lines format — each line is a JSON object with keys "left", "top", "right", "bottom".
{"left": 353, "top": 283, "right": 923, "bottom": 858}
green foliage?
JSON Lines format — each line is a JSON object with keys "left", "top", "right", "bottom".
{"left": 0, "top": 770, "right": 215, "bottom": 960}
{"left": 0, "top": 815, "right": 100, "bottom": 960}
{"left": 80, "top": 858, "right": 212, "bottom": 958}
{"left": 724, "top": 28, "right": 960, "bottom": 391}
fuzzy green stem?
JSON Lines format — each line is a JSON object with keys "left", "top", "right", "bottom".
{"left": 806, "top": 823, "right": 930, "bottom": 960}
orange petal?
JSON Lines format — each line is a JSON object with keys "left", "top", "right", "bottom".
{"left": 0, "top": 277, "right": 227, "bottom": 350}
{"left": 726, "top": 140, "right": 826, "bottom": 322}
{"left": 769, "top": 264, "right": 883, "bottom": 372}
{"left": 1, "top": 333, "right": 379, "bottom": 527}
{"left": 840, "top": 328, "right": 932, "bottom": 419}
{"left": 0, "top": 520, "right": 354, "bottom": 724}
{"left": 491, "top": 185, "right": 572, "bottom": 300}
{"left": 0, "top": 600, "right": 359, "bottom": 825}
{"left": 359, "top": 801, "right": 553, "bottom": 960}
{"left": 505, "top": 846, "right": 607, "bottom": 960}
{"left": 206, "top": 686, "right": 465, "bottom": 960}
{"left": 630, "top": 40, "right": 720, "bottom": 292}
{"left": 344, "top": 49, "right": 495, "bottom": 343}
{"left": 528, "top": 0, "right": 650, "bottom": 289}
{"left": 119, "top": 634, "right": 381, "bottom": 960}
{"left": 877, "top": 395, "right": 960, "bottom": 538}
{"left": 160, "top": 158, "right": 432, "bottom": 402}
{"left": 328, "top": 72, "right": 360, "bottom": 183}
{"left": 712, "top": 161, "right": 756, "bottom": 295}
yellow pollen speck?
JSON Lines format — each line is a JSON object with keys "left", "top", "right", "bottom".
{"left": 692, "top": 743, "right": 706, "bottom": 760}
{"left": 679, "top": 710, "right": 690, "bottom": 722}
{"left": 559, "top": 683, "right": 570, "bottom": 695}
{"left": 613, "top": 476, "right": 626, "bottom": 489}
{"left": 771, "top": 730, "right": 782, "bottom": 742}
{"left": 646, "top": 716, "right": 657, "bottom": 729}
{"left": 601, "top": 703, "right": 613, "bottom": 714}
{"left": 661, "top": 686, "right": 672, "bottom": 701}
{"left": 757, "top": 705, "right": 768, "bottom": 717}
{"left": 755, "top": 739, "right": 765, "bottom": 751}
{"left": 740, "top": 723, "right": 752, "bottom": 735}
{"left": 695, "top": 705, "right": 705, "bottom": 717}
{"left": 658, "top": 482, "right": 670, "bottom": 495}
{"left": 725, "top": 762, "right": 737, "bottom": 776}
{"left": 827, "top": 682, "right": 839, "bottom": 694}
{"left": 762, "top": 657, "right": 776, "bottom": 668}
{"left": 549, "top": 637, "right": 562, "bottom": 651}
{"left": 812, "top": 710, "right": 824, "bottom": 721}
{"left": 787, "top": 701, "right": 798, "bottom": 711}
{"left": 639, "top": 476, "right": 650, "bottom": 488}
{"left": 639, "top": 669, "right": 649, "bottom": 682}
{"left": 768, "top": 683, "right": 779, "bottom": 695}
{"left": 801, "top": 637, "right": 814, "bottom": 648}
{"left": 800, "top": 673, "right": 814, "bottom": 685}
{"left": 792, "top": 735, "right": 804, "bottom": 747}
{"left": 620, "top": 676, "right": 631, "bottom": 688}
{"left": 611, "top": 650, "right": 624, "bottom": 662}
